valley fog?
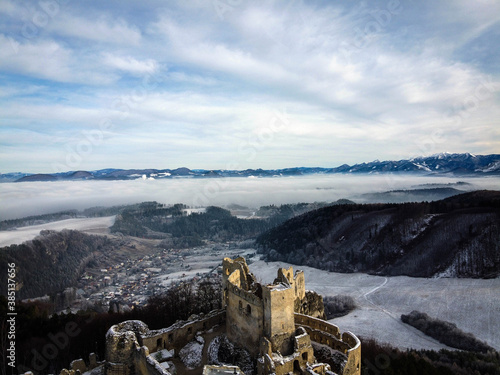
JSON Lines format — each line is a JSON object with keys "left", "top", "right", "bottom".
{"left": 1, "top": 174, "right": 499, "bottom": 220}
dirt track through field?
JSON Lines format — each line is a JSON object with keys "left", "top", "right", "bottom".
{"left": 249, "top": 260, "right": 500, "bottom": 351}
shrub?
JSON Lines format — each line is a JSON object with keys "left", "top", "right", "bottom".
{"left": 401, "top": 310, "right": 494, "bottom": 353}
{"left": 323, "top": 295, "right": 356, "bottom": 319}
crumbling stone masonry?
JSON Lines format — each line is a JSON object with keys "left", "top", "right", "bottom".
{"left": 222, "top": 257, "right": 360, "bottom": 375}
{"left": 61, "top": 257, "right": 360, "bottom": 375}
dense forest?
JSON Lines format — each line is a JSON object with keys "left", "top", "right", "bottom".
{"left": 257, "top": 191, "right": 500, "bottom": 278}
{"left": 110, "top": 201, "right": 331, "bottom": 246}
{"left": 0, "top": 278, "right": 222, "bottom": 375}
{"left": 2, "top": 191, "right": 499, "bottom": 303}
{"left": 361, "top": 339, "right": 500, "bottom": 375}
{"left": 0, "top": 230, "right": 114, "bottom": 299}
{"left": 0, "top": 228, "right": 150, "bottom": 301}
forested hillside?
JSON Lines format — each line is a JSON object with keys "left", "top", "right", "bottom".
{"left": 0, "top": 230, "right": 113, "bottom": 299}
{"left": 111, "top": 203, "right": 267, "bottom": 246}
{"left": 0, "top": 201, "right": 336, "bottom": 299}
{"left": 110, "top": 201, "right": 331, "bottom": 246}
{"left": 257, "top": 191, "right": 500, "bottom": 278}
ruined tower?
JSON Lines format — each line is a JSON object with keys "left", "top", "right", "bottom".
{"left": 65, "top": 256, "right": 360, "bottom": 375}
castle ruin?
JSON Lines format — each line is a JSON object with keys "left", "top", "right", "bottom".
{"left": 221, "top": 257, "right": 360, "bottom": 375}
{"left": 65, "top": 257, "right": 360, "bottom": 375}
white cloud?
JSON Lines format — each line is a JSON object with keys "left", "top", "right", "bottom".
{"left": 49, "top": 13, "right": 142, "bottom": 45}
{"left": 0, "top": 1, "right": 498, "bottom": 172}
{"left": 0, "top": 84, "right": 45, "bottom": 98}
{"left": 102, "top": 53, "right": 158, "bottom": 75}
{"left": 0, "top": 34, "right": 118, "bottom": 84}
{"left": 166, "top": 71, "right": 217, "bottom": 85}
{"left": 1, "top": 102, "right": 105, "bottom": 125}
{"left": 0, "top": 34, "right": 71, "bottom": 79}
{"left": 150, "top": 3, "right": 498, "bottom": 131}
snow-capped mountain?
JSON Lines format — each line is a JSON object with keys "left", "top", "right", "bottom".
{"left": 2, "top": 153, "right": 499, "bottom": 182}
{"left": 330, "top": 153, "right": 500, "bottom": 175}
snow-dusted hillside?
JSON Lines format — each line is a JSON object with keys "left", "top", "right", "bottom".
{"left": 0, "top": 216, "right": 115, "bottom": 247}
{"left": 249, "top": 260, "right": 500, "bottom": 352}
{"left": 257, "top": 191, "right": 500, "bottom": 278}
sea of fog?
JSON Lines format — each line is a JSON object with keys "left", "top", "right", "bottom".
{"left": 1, "top": 174, "right": 499, "bottom": 220}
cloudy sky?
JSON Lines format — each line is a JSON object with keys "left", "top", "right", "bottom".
{"left": 1, "top": 0, "right": 499, "bottom": 173}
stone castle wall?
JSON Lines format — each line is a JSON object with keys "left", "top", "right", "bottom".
{"left": 106, "top": 345, "right": 170, "bottom": 375}
{"left": 103, "top": 310, "right": 361, "bottom": 375}
{"left": 141, "top": 310, "right": 226, "bottom": 353}
{"left": 223, "top": 258, "right": 313, "bottom": 356}
{"left": 226, "top": 283, "right": 264, "bottom": 355}
{"left": 134, "top": 347, "right": 170, "bottom": 375}
{"left": 257, "top": 327, "right": 316, "bottom": 375}
{"left": 96, "top": 257, "right": 361, "bottom": 375}
{"left": 222, "top": 257, "right": 254, "bottom": 291}
{"left": 105, "top": 311, "right": 227, "bottom": 375}
{"left": 275, "top": 266, "right": 306, "bottom": 301}
{"left": 294, "top": 314, "right": 361, "bottom": 375}
{"left": 262, "top": 284, "right": 296, "bottom": 355}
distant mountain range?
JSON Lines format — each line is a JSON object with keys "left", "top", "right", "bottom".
{"left": 2, "top": 153, "right": 499, "bottom": 182}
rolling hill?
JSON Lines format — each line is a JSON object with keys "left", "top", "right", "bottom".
{"left": 256, "top": 191, "right": 500, "bottom": 278}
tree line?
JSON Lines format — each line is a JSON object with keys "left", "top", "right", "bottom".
{"left": 257, "top": 191, "right": 500, "bottom": 278}
{"left": 401, "top": 310, "right": 495, "bottom": 353}
{"left": 110, "top": 202, "right": 330, "bottom": 246}
{"left": 0, "top": 277, "right": 221, "bottom": 375}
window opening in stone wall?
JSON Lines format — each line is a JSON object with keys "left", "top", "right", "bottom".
{"left": 294, "top": 360, "right": 301, "bottom": 372}
{"left": 302, "top": 352, "right": 308, "bottom": 361}
{"left": 246, "top": 304, "right": 251, "bottom": 315}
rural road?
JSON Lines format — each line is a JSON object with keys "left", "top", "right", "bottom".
{"left": 360, "top": 276, "right": 451, "bottom": 348}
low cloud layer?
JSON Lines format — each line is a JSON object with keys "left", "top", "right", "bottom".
{"left": 1, "top": 175, "right": 498, "bottom": 220}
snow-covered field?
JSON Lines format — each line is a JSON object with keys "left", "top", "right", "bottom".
{"left": 0, "top": 216, "right": 115, "bottom": 247}
{"left": 154, "top": 248, "right": 257, "bottom": 286}
{"left": 249, "top": 260, "right": 500, "bottom": 351}
{"left": 1, "top": 208, "right": 497, "bottom": 354}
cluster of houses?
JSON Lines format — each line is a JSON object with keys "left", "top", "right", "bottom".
{"left": 64, "top": 243, "right": 250, "bottom": 313}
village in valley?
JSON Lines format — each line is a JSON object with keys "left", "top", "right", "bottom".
{"left": 28, "top": 242, "right": 258, "bottom": 314}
